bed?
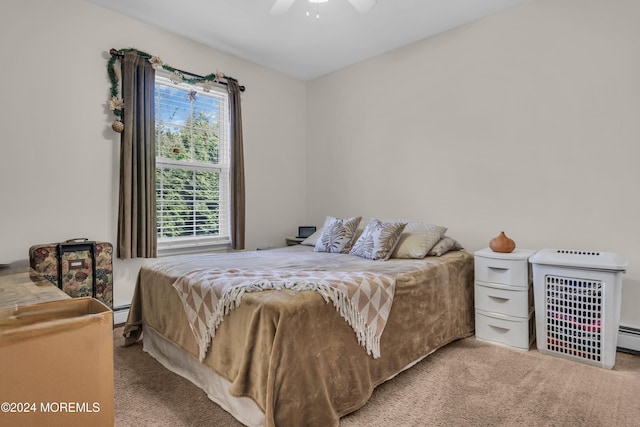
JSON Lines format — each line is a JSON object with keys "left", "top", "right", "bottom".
{"left": 123, "top": 240, "right": 474, "bottom": 427}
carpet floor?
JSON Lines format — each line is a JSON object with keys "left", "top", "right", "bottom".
{"left": 113, "top": 327, "right": 640, "bottom": 426}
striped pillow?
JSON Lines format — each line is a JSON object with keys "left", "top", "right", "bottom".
{"left": 391, "top": 222, "right": 447, "bottom": 259}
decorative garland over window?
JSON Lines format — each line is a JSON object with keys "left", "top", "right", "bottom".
{"left": 108, "top": 47, "right": 242, "bottom": 133}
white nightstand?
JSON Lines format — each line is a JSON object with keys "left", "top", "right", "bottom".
{"left": 474, "top": 248, "right": 537, "bottom": 351}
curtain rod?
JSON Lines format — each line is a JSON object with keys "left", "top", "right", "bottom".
{"left": 109, "top": 48, "right": 245, "bottom": 92}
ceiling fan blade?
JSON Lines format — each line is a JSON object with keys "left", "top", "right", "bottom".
{"left": 270, "top": 0, "right": 296, "bottom": 15}
{"left": 347, "top": 0, "right": 377, "bottom": 13}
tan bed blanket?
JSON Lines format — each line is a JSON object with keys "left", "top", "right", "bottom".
{"left": 124, "top": 246, "right": 474, "bottom": 427}
{"left": 173, "top": 268, "right": 395, "bottom": 361}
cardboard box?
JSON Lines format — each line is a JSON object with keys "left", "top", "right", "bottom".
{"left": 0, "top": 298, "right": 114, "bottom": 426}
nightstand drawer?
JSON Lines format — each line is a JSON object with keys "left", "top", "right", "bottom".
{"left": 475, "top": 282, "right": 531, "bottom": 319}
{"left": 474, "top": 255, "right": 530, "bottom": 288}
{"left": 475, "top": 311, "right": 535, "bottom": 351}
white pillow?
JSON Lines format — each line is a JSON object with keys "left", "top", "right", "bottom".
{"left": 314, "top": 216, "right": 362, "bottom": 254}
{"left": 350, "top": 219, "right": 407, "bottom": 261}
{"left": 391, "top": 222, "right": 447, "bottom": 259}
{"left": 301, "top": 228, "right": 323, "bottom": 246}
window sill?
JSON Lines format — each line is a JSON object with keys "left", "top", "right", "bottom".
{"left": 157, "top": 237, "right": 232, "bottom": 257}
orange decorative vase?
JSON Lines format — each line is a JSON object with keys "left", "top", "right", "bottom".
{"left": 489, "top": 231, "right": 516, "bottom": 253}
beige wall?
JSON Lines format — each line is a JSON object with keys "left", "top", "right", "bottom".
{"left": 0, "top": 0, "right": 307, "bottom": 307}
{"left": 1, "top": 0, "right": 638, "bottom": 329}
{"left": 306, "top": 0, "right": 640, "bottom": 328}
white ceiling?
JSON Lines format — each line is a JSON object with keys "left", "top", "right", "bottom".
{"left": 86, "top": 0, "right": 525, "bottom": 81}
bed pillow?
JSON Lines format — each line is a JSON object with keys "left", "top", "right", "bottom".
{"left": 314, "top": 216, "right": 362, "bottom": 254}
{"left": 301, "top": 228, "right": 323, "bottom": 246}
{"left": 428, "top": 236, "right": 463, "bottom": 257}
{"left": 391, "top": 222, "right": 447, "bottom": 259}
{"left": 352, "top": 217, "right": 371, "bottom": 243}
{"left": 301, "top": 218, "right": 366, "bottom": 246}
{"left": 350, "top": 219, "right": 407, "bottom": 261}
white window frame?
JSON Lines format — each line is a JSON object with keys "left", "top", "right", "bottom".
{"left": 154, "top": 72, "right": 231, "bottom": 256}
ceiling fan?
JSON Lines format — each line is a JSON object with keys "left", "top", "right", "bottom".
{"left": 270, "top": 0, "right": 377, "bottom": 15}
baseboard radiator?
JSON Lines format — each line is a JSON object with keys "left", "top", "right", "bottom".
{"left": 113, "top": 305, "right": 130, "bottom": 327}
{"left": 618, "top": 326, "right": 640, "bottom": 354}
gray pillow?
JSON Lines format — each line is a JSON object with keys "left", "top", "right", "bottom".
{"left": 428, "top": 236, "right": 463, "bottom": 256}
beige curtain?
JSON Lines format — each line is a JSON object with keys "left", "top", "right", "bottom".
{"left": 227, "top": 80, "right": 245, "bottom": 250}
{"left": 117, "top": 51, "right": 157, "bottom": 259}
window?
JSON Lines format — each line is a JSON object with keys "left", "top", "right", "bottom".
{"left": 155, "top": 72, "right": 230, "bottom": 254}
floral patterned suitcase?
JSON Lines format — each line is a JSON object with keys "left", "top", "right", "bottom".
{"left": 29, "top": 239, "right": 113, "bottom": 308}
